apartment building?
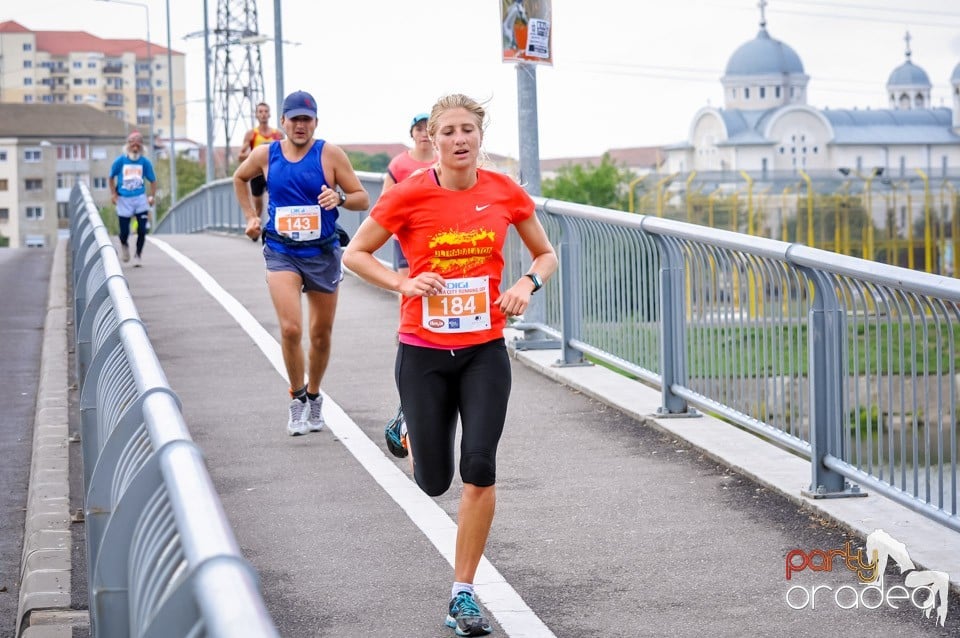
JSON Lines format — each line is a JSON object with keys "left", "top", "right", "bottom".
{"left": 0, "top": 103, "right": 128, "bottom": 248}
{"left": 0, "top": 20, "right": 186, "bottom": 148}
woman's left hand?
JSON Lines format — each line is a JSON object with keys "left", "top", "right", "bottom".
{"left": 493, "top": 281, "right": 533, "bottom": 317}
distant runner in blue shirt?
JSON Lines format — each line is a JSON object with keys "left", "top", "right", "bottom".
{"left": 109, "top": 130, "right": 157, "bottom": 266}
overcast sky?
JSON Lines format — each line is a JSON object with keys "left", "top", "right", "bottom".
{"left": 11, "top": 0, "right": 960, "bottom": 159}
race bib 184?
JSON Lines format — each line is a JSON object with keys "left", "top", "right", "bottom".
{"left": 421, "top": 276, "right": 491, "bottom": 333}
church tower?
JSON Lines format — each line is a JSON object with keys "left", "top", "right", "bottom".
{"left": 720, "top": 0, "right": 808, "bottom": 111}
{"left": 887, "top": 31, "right": 932, "bottom": 110}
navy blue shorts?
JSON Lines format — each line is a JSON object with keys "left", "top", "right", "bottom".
{"left": 263, "top": 243, "right": 343, "bottom": 293}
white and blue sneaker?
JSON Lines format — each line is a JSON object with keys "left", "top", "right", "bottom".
{"left": 287, "top": 398, "right": 308, "bottom": 436}
{"left": 445, "top": 591, "right": 492, "bottom": 636}
{"left": 306, "top": 395, "right": 325, "bottom": 432}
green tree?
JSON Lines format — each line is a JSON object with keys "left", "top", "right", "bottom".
{"left": 154, "top": 155, "right": 207, "bottom": 221}
{"left": 347, "top": 151, "right": 391, "bottom": 173}
{"left": 542, "top": 153, "right": 635, "bottom": 211}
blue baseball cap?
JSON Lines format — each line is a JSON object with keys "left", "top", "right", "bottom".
{"left": 410, "top": 112, "right": 429, "bottom": 132}
{"left": 282, "top": 90, "right": 317, "bottom": 119}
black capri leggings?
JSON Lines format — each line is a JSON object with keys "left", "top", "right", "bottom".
{"left": 396, "top": 338, "right": 511, "bottom": 497}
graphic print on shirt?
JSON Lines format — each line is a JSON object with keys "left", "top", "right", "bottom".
{"left": 421, "top": 226, "right": 496, "bottom": 333}
{"left": 428, "top": 227, "right": 496, "bottom": 273}
{"left": 122, "top": 164, "right": 144, "bottom": 191}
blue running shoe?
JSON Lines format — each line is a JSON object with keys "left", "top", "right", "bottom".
{"left": 445, "top": 591, "right": 492, "bottom": 636}
{"left": 384, "top": 404, "right": 408, "bottom": 458}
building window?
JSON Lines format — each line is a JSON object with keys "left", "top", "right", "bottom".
{"left": 86, "top": 78, "right": 97, "bottom": 86}
{"left": 88, "top": 61, "right": 97, "bottom": 68}
{"left": 57, "top": 144, "right": 88, "bottom": 160}
{"left": 0, "top": 178, "right": 8, "bottom": 190}
{"left": 745, "top": 87, "right": 750, "bottom": 99}
{"left": 23, "top": 96, "right": 34, "bottom": 103}
{"left": 0, "top": 151, "right": 7, "bottom": 162}
{"left": 26, "top": 206, "right": 43, "bottom": 220}
{"left": 900, "top": 156, "right": 906, "bottom": 176}
{"left": 732, "top": 88, "right": 737, "bottom": 98}
{"left": 25, "top": 178, "right": 43, "bottom": 191}
{"left": 22, "top": 43, "right": 32, "bottom": 51}
{"left": 23, "top": 78, "right": 33, "bottom": 86}
{"left": 0, "top": 208, "right": 8, "bottom": 220}
{"left": 73, "top": 95, "right": 83, "bottom": 103}
{"left": 93, "top": 176, "right": 108, "bottom": 189}
{"left": 24, "top": 149, "right": 42, "bottom": 162}
{"left": 73, "top": 61, "right": 82, "bottom": 69}
{"left": 759, "top": 87, "right": 766, "bottom": 98}
{"left": 942, "top": 155, "right": 949, "bottom": 177}
{"left": 24, "top": 60, "right": 32, "bottom": 68}
{"left": 856, "top": 156, "right": 863, "bottom": 172}
{"left": 775, "top": 86, "right": 781, "bottom": 98}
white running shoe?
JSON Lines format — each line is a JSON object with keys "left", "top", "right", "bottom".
{"left": 306, "top": 395, "right": 325, "bottom": 432}
{"left": 287, "top": 399, "right": 308, "bottom": 436}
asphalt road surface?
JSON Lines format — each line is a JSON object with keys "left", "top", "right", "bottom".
{"left": 0, "top": 247, "right": 53, "bottom": 637}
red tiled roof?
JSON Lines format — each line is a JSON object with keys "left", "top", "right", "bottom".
{"left": 3, "top": 23, "right": 182, "bottom": 57}
{"left": 0, "top": 20, "right": 30, "bottom": 33}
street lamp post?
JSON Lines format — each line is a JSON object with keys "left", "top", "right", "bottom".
{"left": 99, "top": 0, "right": 154, "bottom": 156}
{"left": 165, "top": 0, "right": 177, "bottom": 206}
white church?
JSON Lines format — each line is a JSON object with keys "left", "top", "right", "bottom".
{"left": 665, "top": 4, "right": 960, "bottom": 183}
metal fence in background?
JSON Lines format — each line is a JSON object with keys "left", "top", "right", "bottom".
{"left": 158, "top": 172, "right": 960, "bottom": 533}
{"left": 633, "top": 169, "right": 960, "bottom": 277}
{"left": 70, "top": 182, "right": 279, "bottom": 638}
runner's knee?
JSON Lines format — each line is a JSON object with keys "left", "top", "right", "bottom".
{"left": 460, "top": 452, "right": 496, "bottom": 487}
{"left": 278, "top": 319, "right": 302, "bottom": 342}
{"left": 415, "top": 468, "right": 455, "bottom": 497}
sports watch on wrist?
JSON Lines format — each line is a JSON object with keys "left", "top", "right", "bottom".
{"left": 525, "top": 272, "right": 543, "bottom": 293}
{"left": 338, "top": 191, "right": 347, "bottom": 207}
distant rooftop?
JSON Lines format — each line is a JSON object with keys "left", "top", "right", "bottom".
{"left": 0, "top": 20, "right": 181, "bottom": 57}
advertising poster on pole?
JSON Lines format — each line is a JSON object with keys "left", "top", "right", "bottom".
{"left": 501, "top": 0, "right": 552, "bottom": 66}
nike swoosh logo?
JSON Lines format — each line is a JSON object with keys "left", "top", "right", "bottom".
{"left": 475, "top": 204, "right": 491, "bottom": 211}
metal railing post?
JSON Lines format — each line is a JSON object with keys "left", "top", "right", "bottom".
{"left": 653, "top": 234, "right": 695, "bottom": 416}
{"left": 801, "top": 268, "right": 863, "bottom": 498}
{"left": 556, "top": 215, "right": 586, "bottom": 365}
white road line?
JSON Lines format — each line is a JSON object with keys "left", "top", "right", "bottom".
{"left": 149, "top": 237, "right": 556, "bottom": 638}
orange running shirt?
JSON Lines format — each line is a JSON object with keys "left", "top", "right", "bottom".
{"left": 251, "top": 127, "right": 283, "bottom": 147}
{"left": 371, "top": 168, "right": 535, "bottom": 347}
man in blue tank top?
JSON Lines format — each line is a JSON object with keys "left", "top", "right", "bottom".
{"left": 233, "top": 90, "right": 370, "bottom": 436}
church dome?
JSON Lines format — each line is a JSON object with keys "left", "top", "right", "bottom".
{"left": 724, "top": 28, "right": 805, "bottom": 77}
{"left": 888, "top": 60, "right": 931, "bottom": 87}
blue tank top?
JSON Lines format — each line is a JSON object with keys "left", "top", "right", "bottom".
{"left": 265, "top": 139, "right": 339, "bottom": 257}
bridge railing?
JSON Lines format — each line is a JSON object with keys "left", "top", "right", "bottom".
{"left": 160, "top": 173, "right": 959, "bottom": 532}
{"left": 69, "top": 182, "right": 279, "bottom": 637}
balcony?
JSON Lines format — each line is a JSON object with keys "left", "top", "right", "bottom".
{"left": 103, "top": 63, "right": 123, "bottom": 74}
